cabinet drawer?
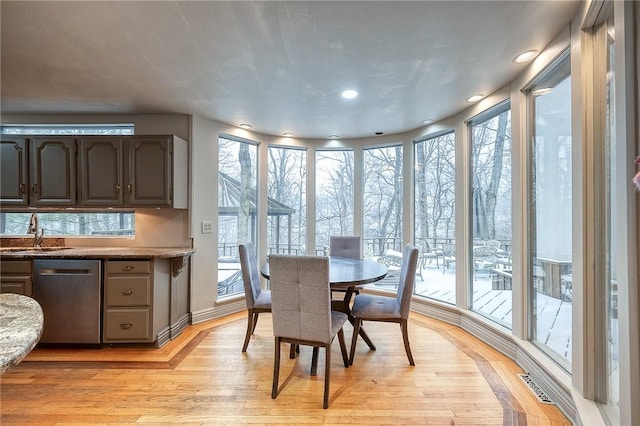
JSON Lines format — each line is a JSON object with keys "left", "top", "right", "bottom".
{"left": 106, "top": 276, "right": 150, "bottom": 306}
{"left": 0, "top": 276, "right": 32, "bottom": 296}
{"left": 106, "top": 260, "right": 151, "bottom": 274}
{"left": 1, "top": 260, "right": 32, "bottom": 274}
{"left": 104, "top": 308, "right": 151, "bottom": 341}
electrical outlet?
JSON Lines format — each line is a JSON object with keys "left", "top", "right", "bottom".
{"left": 201, "top": 221, "right": 213, "bottom": 234}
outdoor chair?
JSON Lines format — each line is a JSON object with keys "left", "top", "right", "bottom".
{"left": 349, "top": 244, "right": 419, "bottom": 366}
{"left": 416, "top": 241, "right": 440, "bottom": 280}
{"left": 473, "top": 245, "right": 497, "bottom": 280}
{"left": 238, "top": 242, "right": 272, "bottom": 352}
{"left": 441, "top": 242, "right": 456, "bottom": 274}
{"left": 269, "top": 255, "right": 349, "bottom": 409}
{"left": 485, "top": 240, "right": 511, "bottom": 269}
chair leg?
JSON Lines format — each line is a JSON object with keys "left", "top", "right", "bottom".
{"left": 311, "top": 347, "right": 319, "bottom": 376}
{"left": 251, "top": 312, "right": 259, "bottom": 333}
{"left": 289, "top": 344, "right": 298, "bottom": 359}
{"left": 323, "top": 344, "right": 331, "bottom": 409}
{"left": 400, "top": 319, "right": 415, "bottom": 366}
{"left": 272, "top": 337, "right": 281, "bottom": 399}
{"left": 349, "top": 318, "right": 362, "bottom": 365}
{"left": 242, "top": 310, "right": 254, "bottom": 352}
{"left": 337, "top": 328, "right": 349, "bottom": 367}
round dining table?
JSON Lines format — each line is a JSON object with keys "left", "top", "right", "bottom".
{"left": 260, "top": 256, "right": 388, "bottom": 351}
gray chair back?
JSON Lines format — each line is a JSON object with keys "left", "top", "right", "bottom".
{"left": 269, "top": 255, "right": 332, "bottom": 344}
{"left": 239, "top": 242, "right": 261, "bottom": 310}
{"left": 396, "top": 244, "right": 419, "bottom": 319}
{"left": 329, "top": 236, "right": 362, "bottom": 259}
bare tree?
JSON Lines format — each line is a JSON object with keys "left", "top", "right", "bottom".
{"left": 364, "top": 146, "right": 403, "bottom": 253}
{"left": 484, "top": 112, "right": 508, "bottom": 237}
{"left": 316, "top": 151, "right": 354, "bottom": 245}
{"left": 237, "top": 143, "right": 251, "bottom": 244}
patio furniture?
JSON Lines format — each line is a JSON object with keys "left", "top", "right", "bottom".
{"left": 238, "top": 242, "right": 272, "bottom": 352}
{"left": 473, "top": 245, "right": 497, "bottom": 280}
{"left": 415, "top": 241, "right": 440, "bottom": 279}
{"left": 269, "top": 255, "right": 349, "bottom": 409}
{"left": 441, "top": 242, "right": 456, "bottom": 274}
{"left": 376, "top": 248, "right": 403, "bottom": 284}
{"left": 349, "top": 244, "right": 419, "bottom": 366}
{"left": 485, "top": 240, "right": 511, "bottom": 269}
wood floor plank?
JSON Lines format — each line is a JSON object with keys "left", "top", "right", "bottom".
{"left": 1, "top": 312, "right": 571, "bottom": 425}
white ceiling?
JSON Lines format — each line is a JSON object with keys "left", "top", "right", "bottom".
{"left": 0, "top": 1, "right": 581, "bottom": 139}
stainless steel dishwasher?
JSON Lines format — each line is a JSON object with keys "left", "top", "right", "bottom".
{"left": 32, "top": 259, "right": 102, "bottom": 344}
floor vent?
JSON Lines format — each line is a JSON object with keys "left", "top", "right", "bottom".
{"left": 517, "top": 374, "right": 555, "bottom": 404}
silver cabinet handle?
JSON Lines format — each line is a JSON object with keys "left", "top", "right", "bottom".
{"left": 120, "top": 323, "right": 133, "bottom": 330}
{"left": 122, "top": 265, "right": 134, "bottom": 271}
{"left": 121, "top": 289, "right": 134, "bottom": 296}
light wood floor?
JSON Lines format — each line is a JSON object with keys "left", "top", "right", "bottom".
{"left": 1, "top": 312, "right": 572, "bottom": 425}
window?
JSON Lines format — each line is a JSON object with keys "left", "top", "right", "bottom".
{"left": 414, "top": 132, "right": 456, "bottom": 303}
{"left": 1, "top": 124, "right": 134, "bottom": 135}
{"left": 602, "top": 12, "right": 619, "bottom": 424}
{"left": 1, "top": 124, "right": 136, "bottom": 237}
{"left": 267, "top": 146, "right": 306, "bottom": 255}
{"left": 217, "top": 135, "right": 259, "bottom": 298}
{"left": 363, "top": 145, "right": 402, "bottom": 288}
{"left": 315, "top": 149, "right": 354, "bottom": 253}
{"left": 1, "top": 212, "right": 134, "bottom": 236}
{"left": 469, "top": 103, "right": 512, "bottom": 327}
{"left": 529, "top": 53, "right": 572, "bottom": 369}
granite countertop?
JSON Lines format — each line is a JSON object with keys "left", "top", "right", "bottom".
{"left": 0, "top": 293, "right": 44, "bottom": 374}
{"left": 0, "top": 246, "right": 195, "bottom": 259}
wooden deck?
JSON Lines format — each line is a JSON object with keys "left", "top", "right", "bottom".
{"left": 373, "top": 263, "right": 572, "bottom": 362}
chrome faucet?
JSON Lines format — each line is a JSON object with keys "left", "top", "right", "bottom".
{"left": 27, "top": 212, "right": 45, "bottom": 247}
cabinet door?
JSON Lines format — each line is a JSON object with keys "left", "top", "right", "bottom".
{"left": 0, "top": 137, "right": 29, "bottom": 205}
{"left": 79, "top": 137, "right": 124, "bottom": 206}
{"left": 126, "top": 136, "right": 172, "bottom": 206}
{"left": 30, "top": 137, "right": 77, "bottom": 206}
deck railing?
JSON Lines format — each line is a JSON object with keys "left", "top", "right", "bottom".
{"left": 219, "top": 237, "right": 512, "bottom": 260}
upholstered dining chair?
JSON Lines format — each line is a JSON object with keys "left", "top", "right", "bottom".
{"left": 329, "top": 235, "right": 362, "bottom": 259}
{"left": 348, "top": 244, "right": 419, "bottom": 366}
{"left": 329, "top": 235, "right": 363, "bottom": 297}
{"left": 269, "top": 255, "right": 349, "bottom": 409}
{"left": 238, "top": 242, "right": 271, "bottom": 352}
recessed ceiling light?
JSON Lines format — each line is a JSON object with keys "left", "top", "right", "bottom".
{"left": 341, "top": 89, "right": 358, "bottom": 99}
{"left": 422, "top": 119, "right": 434, "bottom": 125}
{"left": 532, "top": 87, "right": 553, "bottom": 96}
{"left": 239, "top": 123, "right": 252, "bottom": 129}
{"left": 467, "top": 94, "right": 484, "bottom": 103}
{"left": 283, "top": 132, "right": 294, "bottom": 137}
{"left": 513, "top": 50, "right": 539, "bottom": 64}
{"left": 328, "top": 134, "right": 340, "bottom": 139}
